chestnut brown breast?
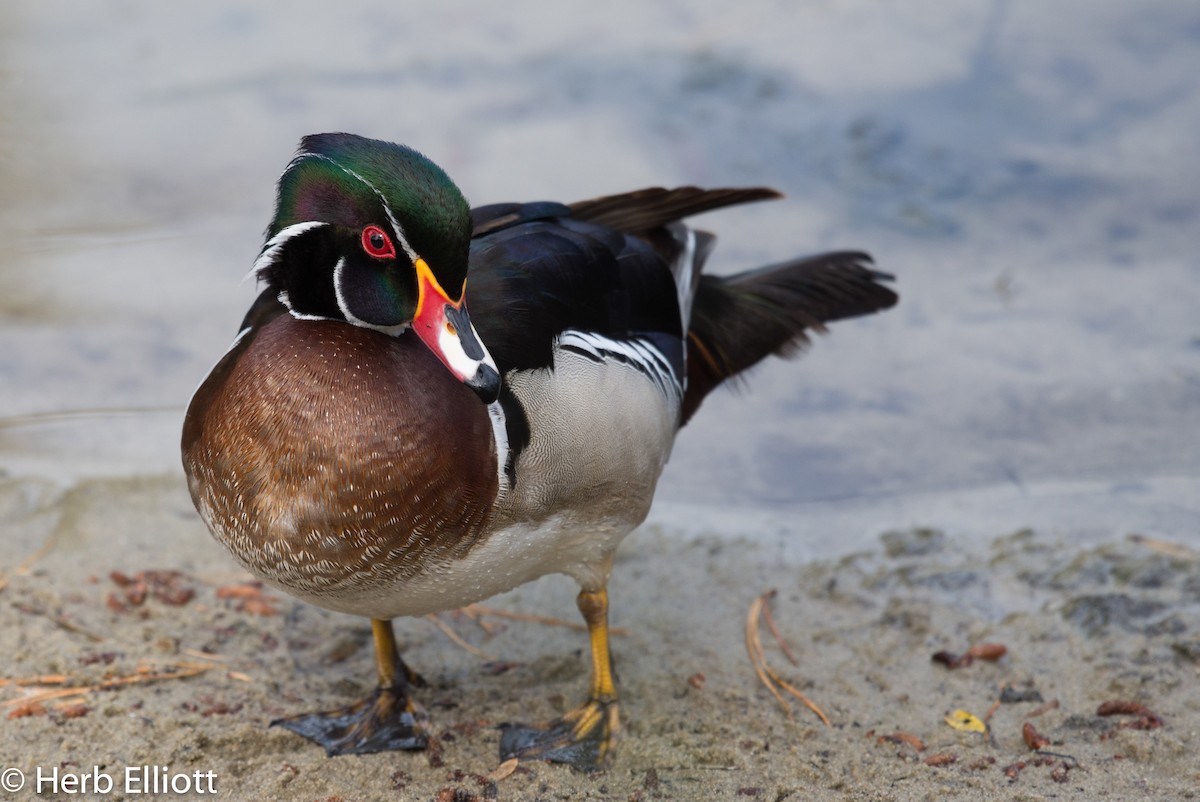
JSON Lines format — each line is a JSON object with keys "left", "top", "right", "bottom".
{"left": 182, "top": 315, "right": 499, "bottom": 601}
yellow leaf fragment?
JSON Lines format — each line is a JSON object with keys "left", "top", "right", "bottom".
{"left": 944, "top": 709, "right": 987, "bottom": 733}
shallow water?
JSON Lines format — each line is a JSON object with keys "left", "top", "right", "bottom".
{"left": 2, "top": 1, "right": 1198, "bottom": 562}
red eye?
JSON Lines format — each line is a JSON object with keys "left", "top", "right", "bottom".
{"left": 361, "top": 225, "right": 396, "bottom": 259}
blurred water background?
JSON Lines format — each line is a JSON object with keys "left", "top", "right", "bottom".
{"left": 2, "top": 0, "right": 1197, "bottom": 560}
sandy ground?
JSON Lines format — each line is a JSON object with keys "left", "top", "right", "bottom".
{"left": 3, "top": 474, "right": 1197, "bottom": 801}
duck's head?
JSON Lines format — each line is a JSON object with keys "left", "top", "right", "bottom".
{"left": 253, "top": 133, "right": 500, "bottom": 403}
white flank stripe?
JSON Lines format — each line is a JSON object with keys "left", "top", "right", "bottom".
{"left": 558, "top": 330, "right": 681, "bottom": 402}
{"left": 487, "top": 399, "right": 511, "bottom": 497}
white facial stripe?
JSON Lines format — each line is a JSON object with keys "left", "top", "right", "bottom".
{"left": 252, "top": 221, "right": 328, "bottom": 279}
{"left": 278, "top": 290, "right": 336, "bottom": 322}
{"left": 332, "top": 257, "right": 410, "bottom": 336}
{"left": 379, "top": 199, "right": 417, "bottom": 263}
{"left": 290, "top": 150, "right": 419, "bottom": 263}
{"left": 337, "top": 161, "right": 418, "bottom": 262}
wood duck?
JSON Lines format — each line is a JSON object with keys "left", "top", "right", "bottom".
{"left": 182, "top": 133, "right": 897, "bottom": 769}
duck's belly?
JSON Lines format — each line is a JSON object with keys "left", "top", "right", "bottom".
{"left": 315, "top": 511, "right": 635, "bottom": 618}
{"left": 318, "top": 347, "right": 681, "bottom": 619}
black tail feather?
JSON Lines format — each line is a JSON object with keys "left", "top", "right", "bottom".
{"left": 682, "top": 251, "right": 896, "bottom": 424}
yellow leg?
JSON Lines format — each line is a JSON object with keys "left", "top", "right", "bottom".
{"left": 578, "top": 589, "right": 616, "bottom": 701}
{"left": 373, "top": 618, "right": 400, "bottom": 687}
{"left": 499, "top": 588, "right": 621, "bottom": 769}
{"left": 372, "top": 618, "right": 426, "bottom": 689}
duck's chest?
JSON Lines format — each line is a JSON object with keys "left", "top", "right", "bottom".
{"left": 182, "top": 317, "right": 500, "bottom": 602}
{"left": 184, "top": 319, "right": 680, "bottom": 619}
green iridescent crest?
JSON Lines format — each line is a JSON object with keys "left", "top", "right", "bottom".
{"left": 269, "top": 133, "right": 472, "bottom": 299}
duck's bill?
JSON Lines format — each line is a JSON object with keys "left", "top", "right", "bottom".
{"left": 412, "top": 259, "right": 501, "bottom": 404}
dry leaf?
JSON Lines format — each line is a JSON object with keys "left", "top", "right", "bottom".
{"left": 487, "top": 757, "right": 519, "bottom": 782}
{"left": 944, "top": 709, "right": 986, "bottom": 733}
{"left": 1022, "top": 722, "right": 1050, "bottom": 750}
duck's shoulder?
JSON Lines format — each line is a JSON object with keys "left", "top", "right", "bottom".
{"left": 465, "top": 198, "right": 684, "bottom": 376}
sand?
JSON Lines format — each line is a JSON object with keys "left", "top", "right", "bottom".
{"left": 2, "top": 474, "right": 1197, "bottom": 801}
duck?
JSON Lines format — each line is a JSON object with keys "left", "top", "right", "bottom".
{"left": 181, "top": 132, "right": 897, "bottom": 769}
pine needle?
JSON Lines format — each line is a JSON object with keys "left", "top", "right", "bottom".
{"left": 11, "top": 602, "right": 103, "bottom": 642}
{"left": 461, "top": 604, "right": 628, "bottom": 636}
{"left": 181, "top": 649, "right": 227, "bottom": 662}
{"left": 0, "top": 674, "right": 69, "bottom": 687}
{"left": 759, "top": 590, "right": 799, "bottom": 666}
{"left": 1128, "top": 533, "right": 1196, "bottom": 560}
{"left": 745, "top": 589, "right": 830, "bottom": 726}
{"left": 3, "top": 661, "right": 215, "bottom": 708}
{"left": 0, "top": 534, "right": 61, "bottom": 593}
{"left": 452, "top": 606, "right": 506, "bottom": 636}
{"left": 427, "top": 614, "right": 496, "bottom": 660}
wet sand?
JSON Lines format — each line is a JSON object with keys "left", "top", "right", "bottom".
{"left": 3, "top": 474, "right": 1197, "bottom": 801}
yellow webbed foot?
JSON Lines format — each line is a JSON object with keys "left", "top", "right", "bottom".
{"left": 272, "top": 618, "right": 430, "bottom": 755}
{"left": 272, "top": 685, "right": 430, "bottom": 756}
{"left": 499, "top": 588, "right": 621, "bottom": 770}
{"left": 499, "top": 698, "right": 619, "bottom": 769}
